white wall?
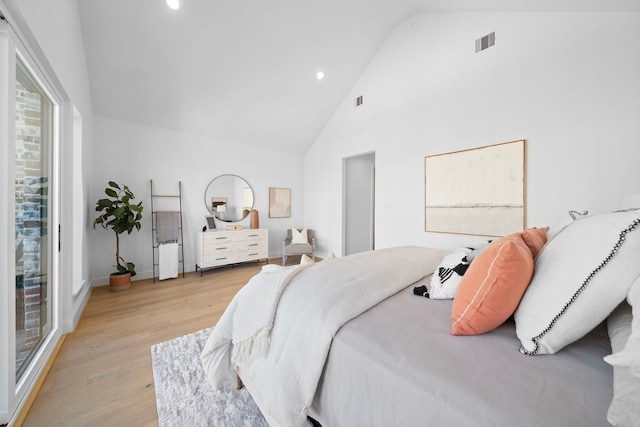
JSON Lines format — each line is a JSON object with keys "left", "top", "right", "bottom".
{"left": 90, "top": 117, "right": 305, "bottom": 284}
{"left": 305, "top": 12, "right": 640, "bottom": 256}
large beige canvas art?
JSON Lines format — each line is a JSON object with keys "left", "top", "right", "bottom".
{"left": 425, "top": 140, "right": 526, "bottom": 236}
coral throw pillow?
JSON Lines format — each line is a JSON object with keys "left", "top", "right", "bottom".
{"left": 451, "top": 233, "right": 534, "bottom": 336}
{"left": 519, "top": 227, "right": 548, "bottom": 258}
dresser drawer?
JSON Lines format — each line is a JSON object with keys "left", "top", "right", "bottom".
{"left": 202, "top": 240, "right": 238, "bottom": 256}
{"left": 237, "top": 242, "right": 267, "bottom": 259}
{"left": 243, "top": 230, "right": 267, "bottom": 241}
{"left": 202, "top": 232, "right": 234, "bottom": 245}
{"left": 197, "top": 229, "right": 268, "bottom": 273}
{"left": 202, "top": 252, "right": 236, "bottom": 267}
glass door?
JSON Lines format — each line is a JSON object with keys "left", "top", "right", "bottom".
{"left": 14, "top": 57, "right": 54, "bottom": 381}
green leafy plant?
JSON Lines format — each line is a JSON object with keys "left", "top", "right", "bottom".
{"left": 93, "top": 181, "right": 143, "bottom": 276}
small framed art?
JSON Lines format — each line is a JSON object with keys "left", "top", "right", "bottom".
{"left": 205, "top": 215, "right": 216, "bottom": 230}
{"left": 269, "top": 187, "right": 291, "bottom": 218}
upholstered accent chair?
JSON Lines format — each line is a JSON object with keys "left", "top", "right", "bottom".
{"left": 282, "top": 228, "right": 315, "bottom": 265}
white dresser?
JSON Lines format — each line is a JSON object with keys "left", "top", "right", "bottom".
{"left": 195, "top": 228, "right": 268, "bottom": 274}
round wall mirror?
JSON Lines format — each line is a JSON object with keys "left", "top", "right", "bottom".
{"left": 204, "top": 174, "right": 254, "bottom": 223}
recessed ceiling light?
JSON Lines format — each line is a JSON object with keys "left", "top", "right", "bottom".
{"left": 316, "top": 71, "right": 325, "bottom": 80}
{"left": 166, "top": 0, "right": 180, "bottom": 10}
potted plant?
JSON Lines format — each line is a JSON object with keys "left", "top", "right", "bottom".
{"left": 93, "top": 181, "right": 143, "bottom": 291}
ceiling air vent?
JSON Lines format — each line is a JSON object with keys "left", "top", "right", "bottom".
{"left": 354, "top": 95, "right": 363, "bottom": 107}
{"left": 475, "top": 32, "right": 495, "bottom": 53}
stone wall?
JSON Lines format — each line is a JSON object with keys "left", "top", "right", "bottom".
{"left": 15, "top": 79, "right": 49, "bottom": 374}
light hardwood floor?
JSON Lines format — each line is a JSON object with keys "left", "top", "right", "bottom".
{"left": 22, "top": 261, "right": 267, "bottom": 427}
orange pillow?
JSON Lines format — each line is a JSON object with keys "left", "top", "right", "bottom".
{"left": 451, "top": 233, "right": 534, "bottom": 336}
{"left": 519, "top": 227, "right": 549, "bottom": 258}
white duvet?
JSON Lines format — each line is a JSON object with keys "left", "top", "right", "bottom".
{"left": 201, "top": 246, "right": 444, "bottom": 427}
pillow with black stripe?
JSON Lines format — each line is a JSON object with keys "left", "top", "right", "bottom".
{"left": 428, "top": 248, "right": 472, "bottom": 299}
{"left": 428, "top": 242, "right": 490, "bottom": 299}
{"left": 514, "top": 209, "right": 640, "bottom": 355}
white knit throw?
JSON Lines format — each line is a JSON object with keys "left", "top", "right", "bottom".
{"left": 231, "top": 263, "right": 311, "bottom": 367}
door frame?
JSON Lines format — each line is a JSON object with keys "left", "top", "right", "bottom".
{"left": 0, "top": 11, "right": 63, "bottom": 424}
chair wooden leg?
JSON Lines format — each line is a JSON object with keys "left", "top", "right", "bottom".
{"left": 236, "top": 373, "right": 243, "bottom": 389}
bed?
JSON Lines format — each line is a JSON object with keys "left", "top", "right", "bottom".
{"left": 201, "top": 209, "right": 640, "bottom": 427}
{"left": 309, "top": 283, "right": 612, "bottom": 427}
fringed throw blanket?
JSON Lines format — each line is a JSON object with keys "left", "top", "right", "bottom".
{"left": 231, "top": 263, "right": 312, "bottom": 367}
{"left": 202, "top": 246, "right": 444, "bottom": 427}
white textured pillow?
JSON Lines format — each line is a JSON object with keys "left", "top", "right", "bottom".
{"left": 515, "top": 210, "right": 640, "bottom": 355}
{"left": 607, "top": 302, "right": 633, "bottom": 353}
{"left": 299, "top": 254, "right": 314, "bottom": 265}
{"left": 604, "top": 276, "right": 640, "bottom": 426}
{"left": 291, "top": 228, "right": 308, "bottom": 244}
{"left": 606, "top": 276, "right": 640, "bottom": 377}
{"left": 300, "top": 253, "right": 334, "bottom": 265}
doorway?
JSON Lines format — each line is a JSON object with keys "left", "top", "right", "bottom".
{"left": 343, "top": 152, "right": 375, "bottom": 256}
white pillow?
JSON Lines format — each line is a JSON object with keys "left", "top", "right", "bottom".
{"left": 604, "top": 278, "right": 640, "bottom": 426}
{"left": 546, "top": 209, "right": 588, "bottom": 241}
{"left": 428, "top": 248, "right": 472, "bottom": 299}
{"left": 300, "top": 253, "right": 335, "bottom": 265}
{"left": 606, "top": 302, "right": 633, "bottom": 353}
{"left": 291, "top": 228, "right": 308, "bottom": 244}
{"left": 299, "top": 254, "right": 314, "bottom": 265}
{"left": 515, "top": 210, "right": 640, "bottom": 355}
{"left": 605, "top": 276, "right": 640, "bottom": 377}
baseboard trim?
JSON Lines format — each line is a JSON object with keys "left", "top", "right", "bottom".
{"left": 13, "top": 335, "right": 66, "bottom": 427}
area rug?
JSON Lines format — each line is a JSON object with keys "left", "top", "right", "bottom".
{"left": 151, "top": 327, "right": 269, "bottom": 427}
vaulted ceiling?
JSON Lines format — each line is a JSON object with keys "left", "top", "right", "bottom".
{"left": 77, "top": 0, "right": 640, "bottom": 153}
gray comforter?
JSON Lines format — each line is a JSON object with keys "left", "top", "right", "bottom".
{"left": 310, "top": 276, "right": 613, "bottom": 427}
